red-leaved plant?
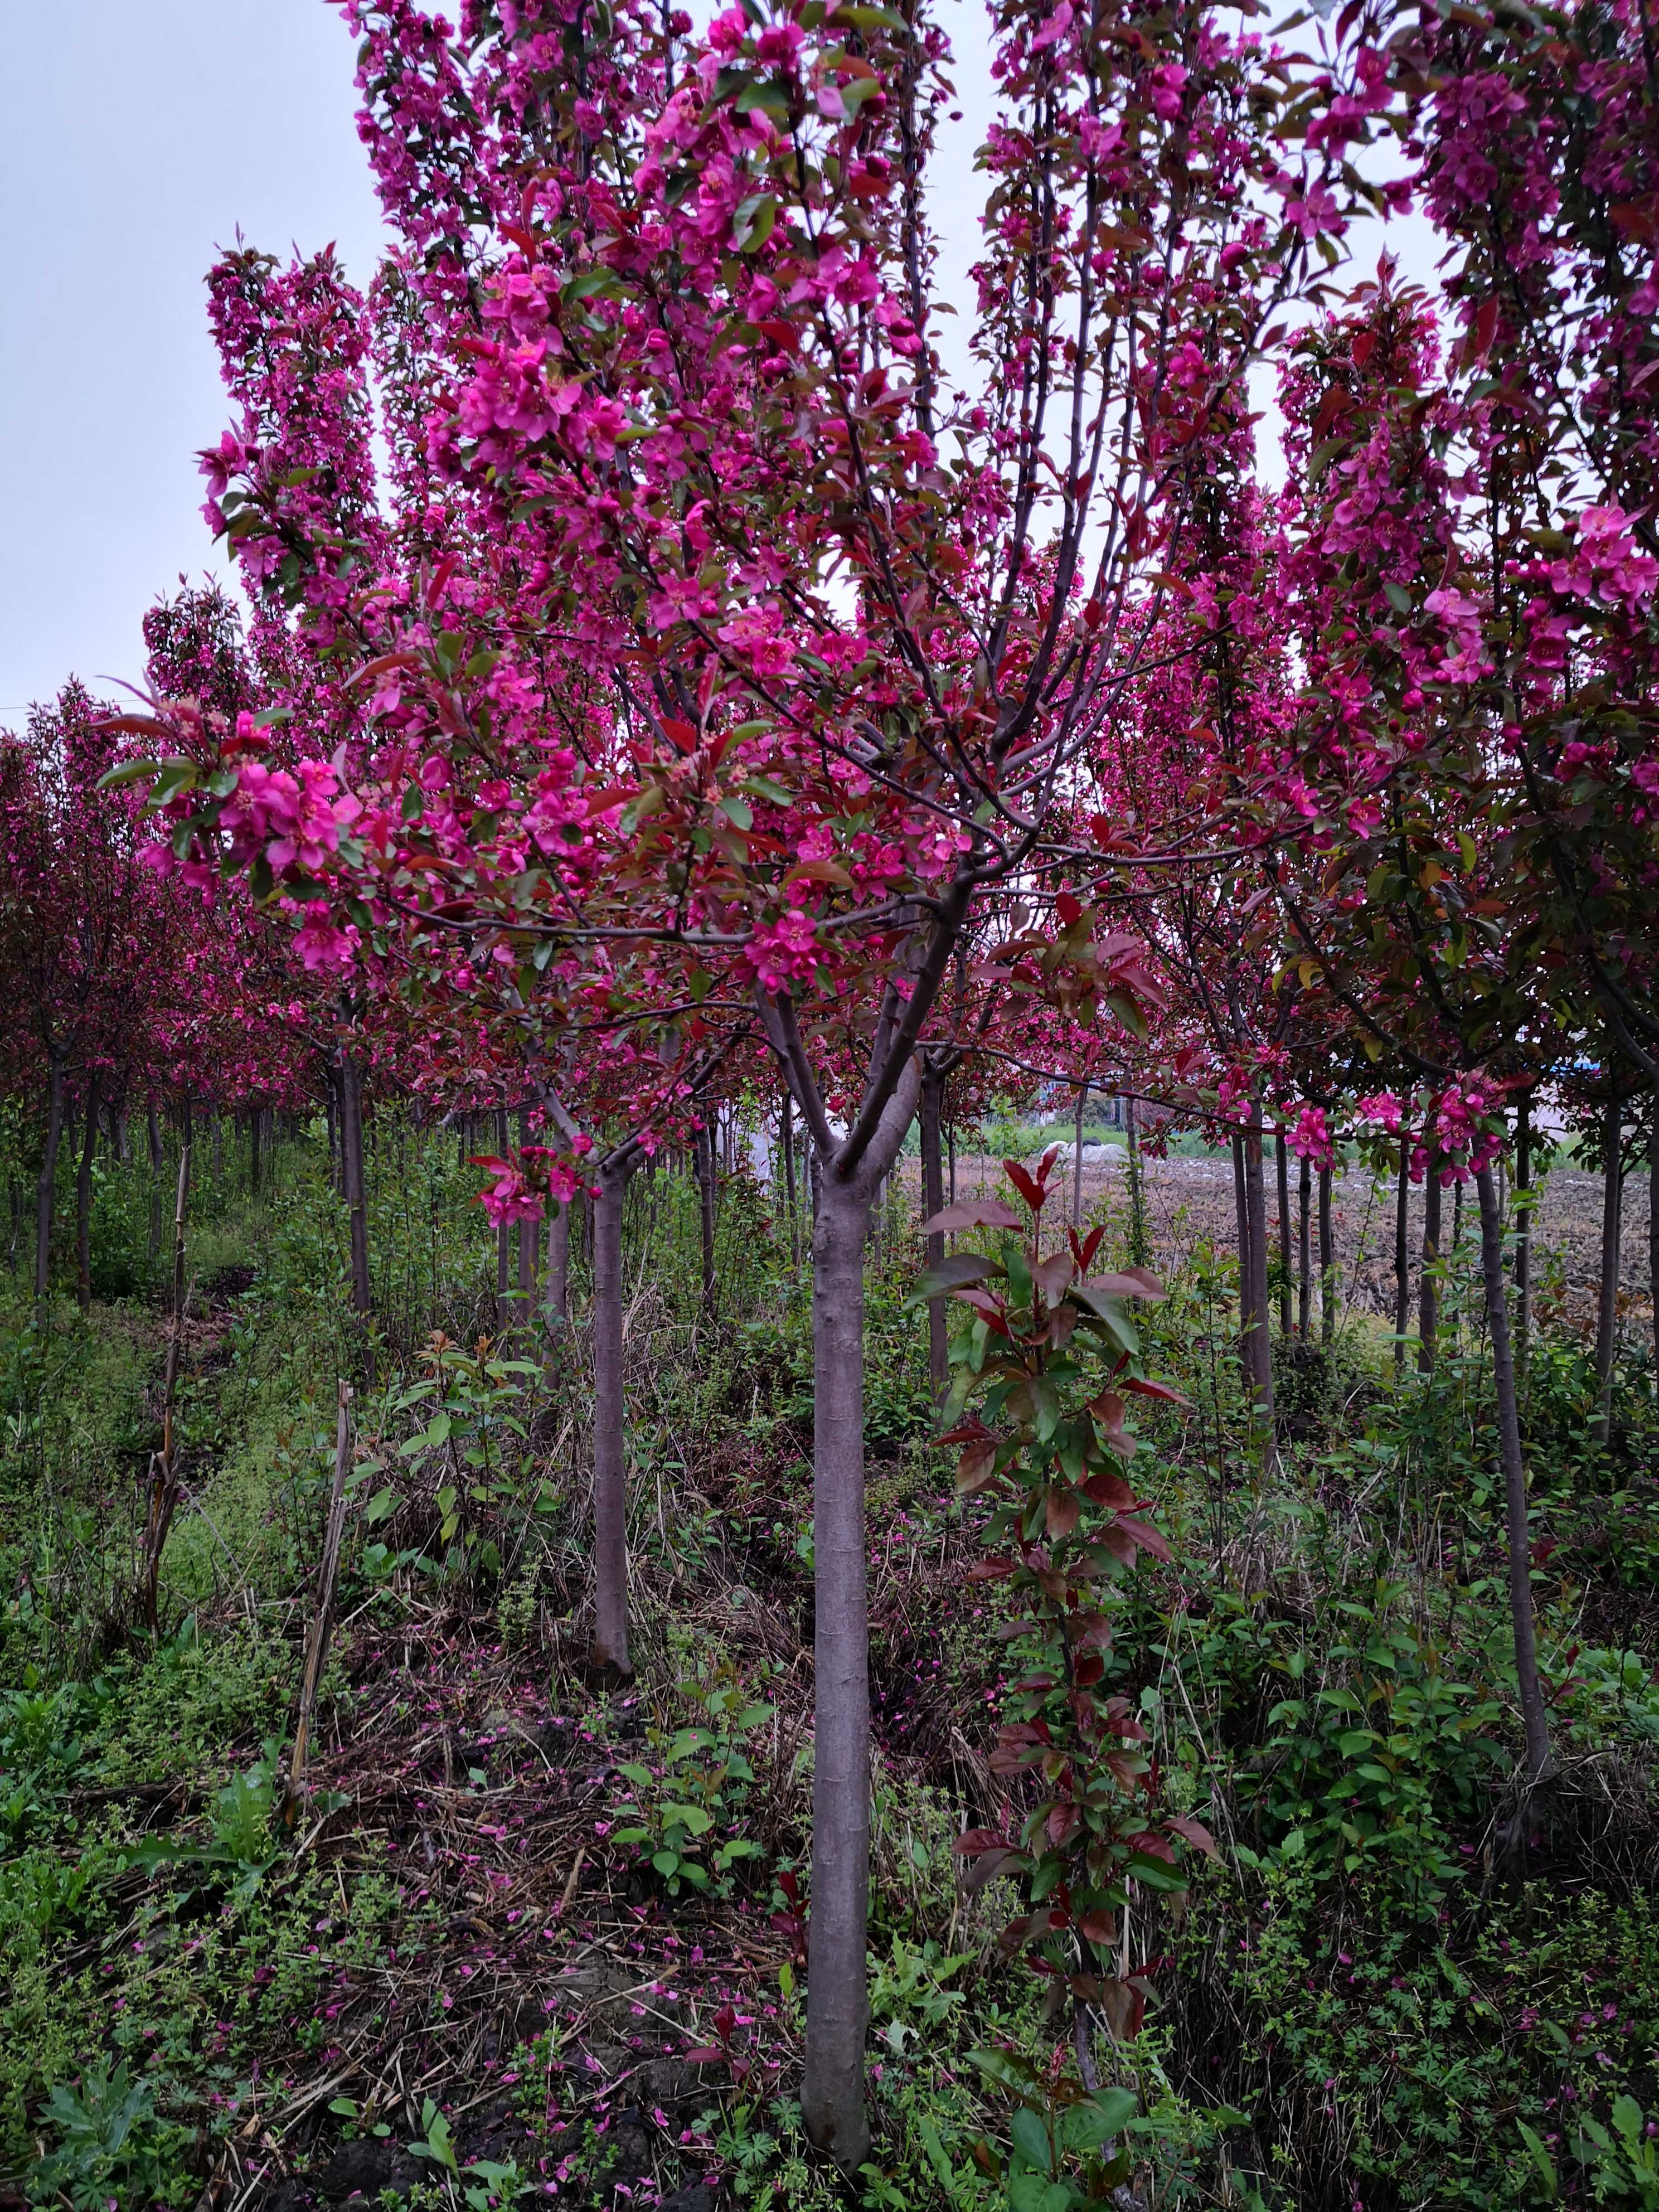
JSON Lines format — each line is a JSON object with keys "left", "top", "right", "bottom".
{"left": 923, "top": 1146, "right": 1215, "bottom": 2084}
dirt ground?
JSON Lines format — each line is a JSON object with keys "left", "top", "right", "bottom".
{"left": 905, "top": 1149, "right": 1655, "bottom": 1341}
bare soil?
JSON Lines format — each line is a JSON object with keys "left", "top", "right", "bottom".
{"left": 910, "top": 1150, "right": 1655, "bottom": 1341}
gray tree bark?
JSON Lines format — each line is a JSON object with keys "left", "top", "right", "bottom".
{"left": 1476, "top": 1161, "right": 1553, "bottom": 1782}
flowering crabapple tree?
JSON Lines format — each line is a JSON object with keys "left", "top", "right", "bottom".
{"left": 133, "top": 0, "right": 1379, "bottom": 2160}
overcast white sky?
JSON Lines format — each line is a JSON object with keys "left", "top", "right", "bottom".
{"left": 0, "top": 2, "right": 1433, "bottom": 727}
{"left": 0, "top": 3, "right": 388, "bottom": 722}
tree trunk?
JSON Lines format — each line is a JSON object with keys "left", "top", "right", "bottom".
{"left": 211, "top": 1111, "right": 223, "bottom": 1182}
{"left": 782, "top": 1089, "right": 798, "bottom": 1265}
{"left": 1594, "top": 1094, "right": 1623, "bottom": 1447}
{"left": 1515, "top": 1093, "right": 1532, "bottom": 1365}
{"left": 695, "top": 1120, "right": 717, "bottom": 1310}
{"left": 517, "top": 1105, "right": 538, "bottom": 1343}
{"left": 1318, "top": 1162, "right": 1335, "bottom": 1345}
{"left": 1275, "top": 1129, "right": 1292, "bottom": 1337}
{"left": 1650, "top": 1099, "right": 1658, "bottom": 1380}
{"left": 147, "top": 1100, "right": 164, "bottom": 1262}
{"left": 325, "top": 1079, "right": 339, "bottom": 1193}
{"left": 1393, "top": 1130, "right": 1411, "bottom": 1375}
{"left": 589, "top": 1164, "right": 634, "bottom": 1680}
{"left": 1244, "top": 1112, "right": 1275, "bottom": 1462}
{"left": 76, "top": 1073, "right": 101, "bottom": 1311}
{"left": 947, "top": 1124, "right": 956, "bottom": 1209}
{"left": 920, "top": 1063, "right": 948, "bottom": 1402}
{"left": 803, "top": 1182, "right": 876, "bottom": 2167}
{"left": 546, "top": 1201, "right": 570, "bottom": 1327}
{"left": 339, "top": 1055, "right": 371, "bottom": 1321}
{"left": 1125, "top": 1094, "right": 1146, "bottom": 1266}
{"left": 1231, "top": 1131, "right": 1253, "bottom": 1378}
{"left": 1297, "top": 1151, "right": 1312, "bottom": 1338}
{"left": 1476, "top": 1161, "right": 1553, "bottom": 1782}
{"left": 35, "top": 1051, "right": 66, "bottom": 1310}
{"left": 112, "top": 1105, "right": 129, "bottom": 1166}
{"left": 1418, "top": 1170, "right": 1442, "bottom": 1373}
{"left": 250, "top": 1104, "right": 263, "bottom": 1197}
{"left": 1072, "top": 1085, "right": 1086, "bottom": 1229}
{"left": 492, "top": 1105, "right": 512, "bottom": 1332}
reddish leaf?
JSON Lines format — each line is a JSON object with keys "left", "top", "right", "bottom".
{"left": 1045, "top": 1487, "right": 1081, "bottom": 1540}
{"left": 1003, "top": 1160, "right": 1045, "bottom": 1209}
{"left": 921, "top": 1198, "right": 1022, "bottom": 1233}
{"left": 1119, "top": 1374, "right": 1190, "bottom": 1406}
{"left": 1167, "top": 1815, "right": 1220, "bottom": 1860}
{"left": 1056, "top": 891, "right": 1084, "bottom": 927}
{"left": 1114, "top": 1514, "right": 1172, "bottom": 1563}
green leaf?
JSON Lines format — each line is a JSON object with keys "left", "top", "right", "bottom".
{"left": 1382, "top": 580, "right": 1415, "bottom": 615}
{"left": 662, "top": 1803, "right": 712, "bottom": 1835}
{"left": 97, "top": 758, "right": 160, "bottom": 789}
{"left": 1068, "top": 2088, "right": 1137, "bottom": 2147}
{"left": 1010, "top": 2107, "right": 1055, "bottom": 2174}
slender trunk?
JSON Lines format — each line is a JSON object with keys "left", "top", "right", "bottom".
{"left": 113, "top": 1106, "right": 129, "bottom": 1166}
{"left": 1231, "top": 1131, "right": 1253, "bottom": 1377}
{"left": 1530, "top": 1093, "right": 1539, "bottom": 1362}
{"left": 1418, "top": 1170, "right": 1443, "bottom": 1374}
{"left": 1594, "top": 1095, "right": 1623, "bottom": 1447}
{"left": 1319, "top": 1162, "right": 1335, "bottom": 1345}
{"left": 339, "top": 1055, "right": 371, "bottom": 1320}
{"left": 1072, "top": 1085, "right": 1086, "bottom": 1229}
{"left": 1393, "top": 1131, "right": 1411, "bottom": 1375}
{"left": 782, "top": 1090, "right": 798, "bottom": 1266}
{"left": 325, "top": 1080, "right": 339, "bottom": 1193}
{"left": 147, "top": 1100, "right": 164, "bottom": 1263}
{"left": 1244, "top": 1112, "right": 1275, "bottom": 1463}
{"left": 1297, "top": 1152, "right": 1312, "bottom": 1338}
{"left": 250, "top": 1103, "right": 263, "bottom": 1197}
{"left": 803, "top": 1183, "right": 875, "bottom": 2167}
{"left": 920, "top": 1064, "right": 947, "bottom": 1402}
{"left": 493, "top": 1106, "right": 512, "bottom": 1332}
{"left": 1272, "top": 1131, "right": 1290, "bottom": 1338}
{"left": 517, "top": 1106, "right": 538, "bottom": 1343}
{"left": 141, "top": 1147, "right": 192, "bottom": 1633}
{"left": 695, "top": 1121, "right": 717, "bottom": 1309}
{"left": 76, "top": 1073, "right": 100, "bottom": 1311}
{"left": 1126, "top": 1095, "right": 1146, "bottom": 1267}
{"left": 947, "top": 1124, "right": 956, "bottom": 1209}
{"left": 546, "top": 1201, "right": 570, "bottom": 1327}
{"left": 181, "top": 1094, "right": 193, "bottom": 1154}
{"left": 211, "top": 1111, "right": 223, "bottom": 1182}
{"left": 1476, "top": 1162, "right": 1553, "bottom": 1782}
{"left": 590, "top": 1166, "right": 633, "bottom": 1680}
{"left": 35, "top": 1051, "right": 66, "bottom": 1311}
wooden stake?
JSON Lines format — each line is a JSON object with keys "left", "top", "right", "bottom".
{"left": 284, "top": 1381, "right": 354, "bottom": 1826}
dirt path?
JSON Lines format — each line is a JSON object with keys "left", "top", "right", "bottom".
{"left": 905, "top": 1150, "right": 1655, "bottom": 1339}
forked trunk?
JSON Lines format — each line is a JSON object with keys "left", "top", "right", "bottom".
{"left": 1594, "top": 1095, "right": 1622, "bottom": 1447}
{"left": 1418, "top": 1171, "right": 1442, "bottom": 1373}
{"left": 589, "top": 1165, "right": 634, "bottom": 1681}
{"left": 919, "top": 1064, "right": 947, "bottom": 1401}
{"left": 35, "top": 1050, "right": 66, "bottom": 1311}
{"left": 76, "top": 1073, "right": 100, "bottom": 1311}
{"left": 1476, "top": 1162, "right": 1552, "bottom": 1782}
{"left": 339, "top": 1055, "right": 371, "bottom": 1322}
{"left": 803, "top": 1182, "right": 875, "bottom": 2167}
